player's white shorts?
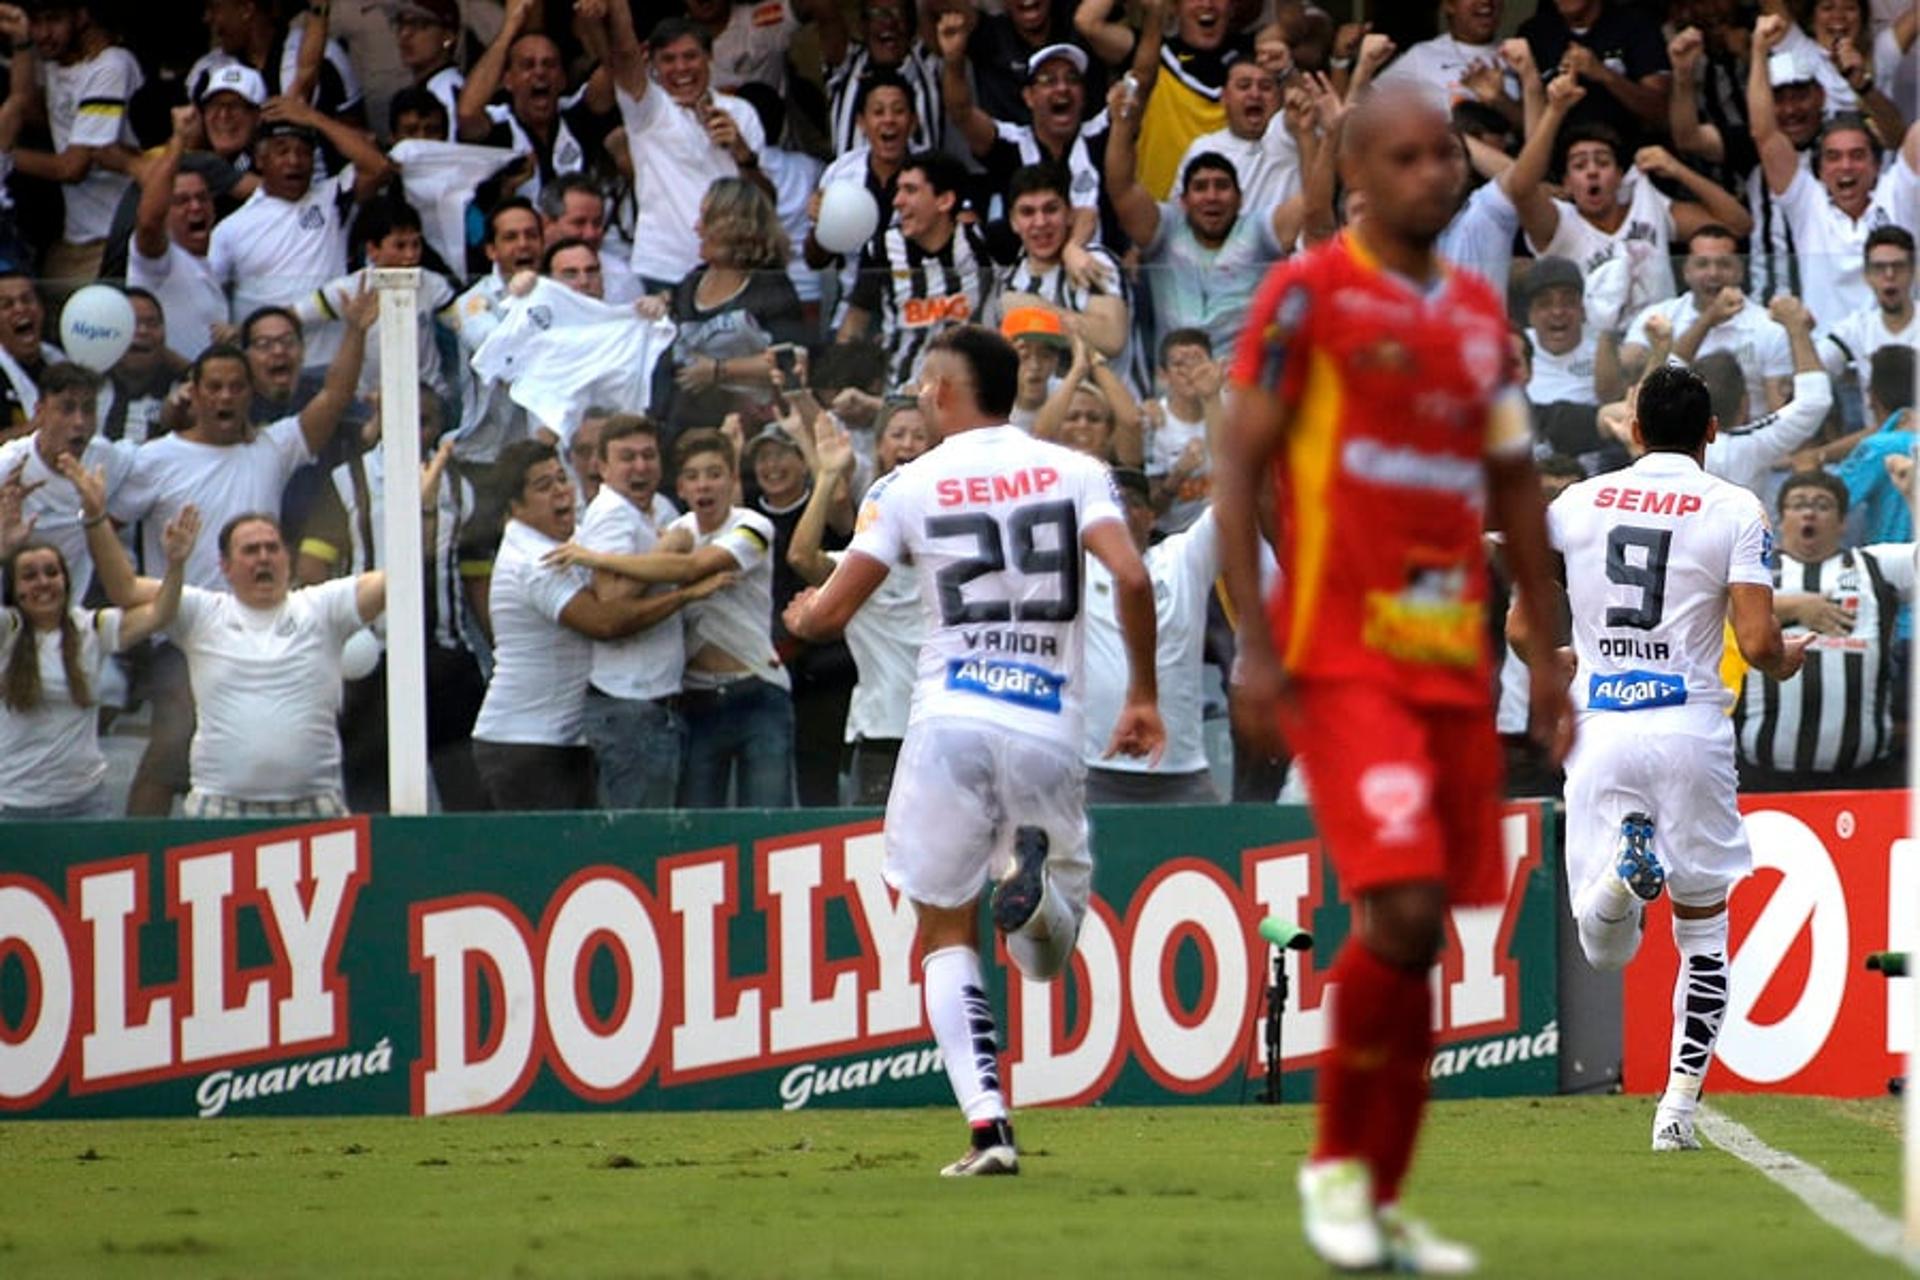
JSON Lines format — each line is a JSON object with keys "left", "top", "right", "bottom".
{"left": 1563, "top": 705, "right": 1750, "bottom": 907}
{"left": 883, "top": 717, "right": 1093, "bottom": 918}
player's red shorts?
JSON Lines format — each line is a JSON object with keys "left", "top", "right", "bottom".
{"left": 1278, "top": 680, "right": 1506, "bottom": 906}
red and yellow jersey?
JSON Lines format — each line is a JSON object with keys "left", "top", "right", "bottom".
{"left": 1229, "top": 233, "right": 1526, "bottom": 707}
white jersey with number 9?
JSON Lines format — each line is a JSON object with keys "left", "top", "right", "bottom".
{"left": 847, "top": 424, "right": 1125, "bottom": 751}
{"left": 1549, "top": 452, "right": 1775, "bottom": 718}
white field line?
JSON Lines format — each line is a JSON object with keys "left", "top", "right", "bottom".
{"left": 1697, "top": 1103, "right": 1920, "bottom": 1274}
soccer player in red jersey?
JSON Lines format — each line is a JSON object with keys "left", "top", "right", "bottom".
{"left": 1216, "top": 87, "right": 1575, "bottom": 1274}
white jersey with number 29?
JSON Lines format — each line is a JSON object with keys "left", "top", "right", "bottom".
{"left": 848, "top": 424, "right": 1124, "bottom": 748}
{"left": 1550, "top": 452, "right": 1774, "bottom": 717}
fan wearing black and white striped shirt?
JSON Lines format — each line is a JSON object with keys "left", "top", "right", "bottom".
{"left": 1735, "top": 469, "right": 1915, "bottom": 790}
{"left": 823, "top": 0, "right": 944, "bottom": 158}
{"left": 987, "top": 164, "right": 1130, "bottom": 373}
{"left": 838, "top": 151, "right": 993, "bottom": 389}
{"left": 937, "top": 15, "right": 1117, "bottom": 259}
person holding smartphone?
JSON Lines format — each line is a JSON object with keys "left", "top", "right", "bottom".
{"left": 658, "top": 178, "right": 809, "bottom": 446}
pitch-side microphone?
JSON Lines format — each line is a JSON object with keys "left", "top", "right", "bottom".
{"left": 1258, "top": 917, "right": 1314, "bottom": 952}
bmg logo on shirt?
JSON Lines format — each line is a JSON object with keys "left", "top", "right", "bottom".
{"left": 900, "top": 295, "right": 971, "bottom": 329}
{"left": 299, "top": 206, "right": 325, "bottom": 230}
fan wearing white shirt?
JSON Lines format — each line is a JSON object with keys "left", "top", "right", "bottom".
{"left": 1524, "top": 257, "right": 1602, "bottom": 410}
{"left": 472, "top": 440, "right": 729, "bottom": 811}
{"left": 1374, "top": 0, "right": 1514, "bottom": 120}
{"left": 448, "top": 199, "right": 545, "bottom": 463}
{"left": 455, "top": 1, "right": 614, "bottom": 204}
{"left": 1512, "top": 72, "right": 1753, "bottom": 315}
{"left": 574, "top": 416, "right": 703, "bottom": 811}
{"left": 1083, "top": 471, "right": 1220, "bottom": 805}
{"left": 1172, "top": 59, "right": 1307, "bottom": 218}
{"left": 1749, "top": 14, "right": 1920, "bottom": 332}
{"left": 0, "top": 492, "right": 195, "bottom": 821}
{"left": 0, "top": 364, "right": 134, "bottom": 605}
{"left": 548, "top": 429, "right": 794, "bottom": 809}
{"left": 597, "top": 7, "right": 772, "bottom": 289}
{"left": 127, "top": 106, "right": 225, "bottom": 362}
{"left": 0, "top": 1, "right": 141, "bottom": 289}
{"left": 82, "top": 478, "right": 387, "bottom": 818}
{"left": 106, "top": 294, "right": 375, "bottom": 817}
{"left": 1823, "top": 226, "right": 1917, "bottom": 402}
{"left": 207, "top": 101, "right": 396, "bottom": 373}
{"left": 1105, "top": 83, "right": 1301, "bottom": 361}
{"left": 1144, "top": 328, "right": 1221, "bottom": 536}
{"left": 1620, "top": 225, "right": 1795, "bottom": 414}
{"left": 294, "top": 199, "right": 456, "bottom": 402}
{"left": 1768, "top": 0, "right": 1913, "bottom": 140}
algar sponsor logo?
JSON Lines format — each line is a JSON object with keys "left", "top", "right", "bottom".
{"left": 1588, "top": 670, "right": 1687, "bottom": 710}
{"left": 946, "top": 657, "right": 1066, "bottom": 712}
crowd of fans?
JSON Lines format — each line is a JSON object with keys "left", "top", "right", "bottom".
{"left": 0, "top": 0, "right": 1914, "bottom": 818}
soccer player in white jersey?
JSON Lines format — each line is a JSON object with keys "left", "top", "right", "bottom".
{"left": 787, "top": 325, "right": 1164, "bottom": 1177}
{"left": 1511, "top": 365, "right": 1810, "bottom": 1153}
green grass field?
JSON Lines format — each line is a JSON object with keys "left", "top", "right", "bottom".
{"left": 0, "top": 1097, "right": 1909, "bottom": 1278}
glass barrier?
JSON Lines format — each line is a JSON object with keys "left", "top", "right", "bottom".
{"left": 0, "top": 250, "right": 1910, "bottom": 818}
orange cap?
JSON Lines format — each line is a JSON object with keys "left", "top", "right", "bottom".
{"left": 1000, "top": 306, "right": 1070, "bottom": 348}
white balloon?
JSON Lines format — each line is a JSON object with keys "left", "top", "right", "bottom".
{"left": 340, "top": 628, "right": 383, "bottom": 681}
{"left": 58, "top": 285, "right": 135, "bottom": 373}
{"left": 813, "top": 181, "right": 881, "bottom": 256}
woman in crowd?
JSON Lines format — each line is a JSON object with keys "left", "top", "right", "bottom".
{"left": 1767, "top": 0, "right": 1915, "bottom": 122}
{"left": 1035, "top": 334, "right": 1143, "bottom": 467}
{"left": 0, "top": 494, "right": 199, "bottom": 819}
{"left": 659, "top": 178, "right": 810, "bottom": 441}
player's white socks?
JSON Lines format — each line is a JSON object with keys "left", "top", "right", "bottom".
{"left": 923, "top": 945, "right": 1008, "bottom": 1124}
{"left": 1005, "top": 878, "right": 1077, "bottom": 981}
{"left": 1573, "top": 872, "right": 1643, "bottom": 972}
{"left": 1665, "top": 912, "right": 1730, "bottom": 1109}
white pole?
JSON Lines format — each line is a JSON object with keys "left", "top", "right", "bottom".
{"left": 372, "top": 268, "right": 430, "bottom": 816}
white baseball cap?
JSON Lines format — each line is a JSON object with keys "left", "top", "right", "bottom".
{"left": 1026, "top": 43, "right": 1089, "bottom": 80}
{"left": 1767, "top": 50, "right": 1817, "bottom": 89}
{"left": 196, "top": 64, "right": 268, "bottom": 109}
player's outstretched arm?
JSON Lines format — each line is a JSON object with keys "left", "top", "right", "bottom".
{"left": 1084, "top": 518, "right": 1164, "bottom": 763}
{"left": 1731, "top": 583, "right": 1813, "bottom": 681}
{"left": 785, "top": 553, "right": 890, "bottom": 643}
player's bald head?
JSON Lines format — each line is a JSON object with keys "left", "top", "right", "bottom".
{"left": 1343, "top": 85, "right": 1453, "bottom": 162}
{"left": 1339, "top": 85, "right": 1465, "bottom": 245}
